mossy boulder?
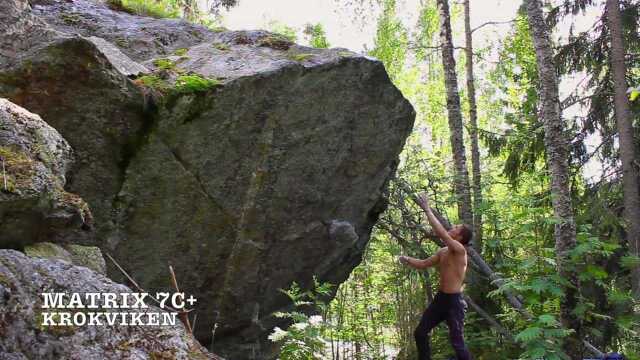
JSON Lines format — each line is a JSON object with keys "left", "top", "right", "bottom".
{"left": 0, "top": 98, "right": 92, "bottom": 249}
{"left": 0, "top": 249, "right": 219, "bottom": 359}
{"left": 0, "top": 0, "right": 416, "bottom": 358}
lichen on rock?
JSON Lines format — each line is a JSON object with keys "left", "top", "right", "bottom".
{"left": 24, "top": 242, "right": 107, "bottom": 274}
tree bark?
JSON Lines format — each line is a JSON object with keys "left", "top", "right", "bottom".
{"left": 436, "top": 0, "right": 474, "bottom": 230}
{"left": 525, "top": 0, "right": 582, "bottom": 357}
{"left": 463, "top": 0, "right": 483, "bottom": 250}
{"left": 606, "top": 0, "right": 640, "bottom": 299}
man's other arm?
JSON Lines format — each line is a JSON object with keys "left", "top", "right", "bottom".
{"left": 399, "top": 252, "right": 440, "bottom": 270}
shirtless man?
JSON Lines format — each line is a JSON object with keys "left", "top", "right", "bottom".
{"left": 399, "top": 192, "right": 473, "bottom": 360}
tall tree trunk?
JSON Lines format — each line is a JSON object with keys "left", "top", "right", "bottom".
{"left": 524, "top": 0, "right": 583, "bottom": 358}
{"left": 436, "top": 0, "right": 474, "bottom": 229}
{"left": 606, "top": 0, "right": 640, "bottom": 299}
{"left": 463, "top": 0, "right": 483, "bottom": 250}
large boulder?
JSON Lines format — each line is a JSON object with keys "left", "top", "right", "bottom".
{"left": 0, "top": 249, "right": 218, "bottom": 359}
{"left": 0, "top": 0, "right": 416, "bottom": 358}
{"left": 0, "top": 98, "right": 92, "bottom": 248}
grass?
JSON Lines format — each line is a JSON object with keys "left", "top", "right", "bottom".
{"left": 133, "top": 75, "right": 171, "bottom": 93}
{"left": 153, "top": 58, "right": 177, "bottom": 71}
{"left": 106, "top": 0, "right": 180, "bottom": 19}
{"left": 174, "top": 74, "right": 221, "bottom": 94}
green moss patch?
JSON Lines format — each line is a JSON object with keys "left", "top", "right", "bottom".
{"left": 152, "top": 58, "right": 177, "bottom": 71}
{"left": 212, "top": 42, "right": 230, "bottom": 51}
{"left": 289, "top": 53, "right": 314, "bottom": 62}
{"left": 133, "top": 75, "right": 171, "bottom": 93}
{"left": 174, "top": 74, "right": 221, "bottom": 94}
{"left": 173, "top": 48, "right": 188, "bottom": 56}
{"left": 0, "top": 146, "right": 35, "bottom": 194}
{"left": 24, "top": 242, "right": 73, "bottom": 262}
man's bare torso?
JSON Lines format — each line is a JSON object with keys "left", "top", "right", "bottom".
{"left": 436, "top": 247, "right": 467, "bottom": 293}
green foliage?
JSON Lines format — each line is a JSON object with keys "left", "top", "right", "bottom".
{"left": 303, "top": 23, "right": 330, "bottom": 49}
{"left": 630, "top": 87, "right": 640, "bottom": 101}
{"left": 107, "top": 0, "right": 180, "bottom": 19}
{"left": 515, "top": 315, "right": 571, "bottom": 360}
{"left": 368, "top": 0, "right": 407, "bottom": 80}
{"left": 267, "top": 21, "right": 298, "bottom": 42}
{"left": 269, "top": 278, "right": 333, "bottom": 360}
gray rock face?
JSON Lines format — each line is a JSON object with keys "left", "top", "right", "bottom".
{"left": 0, "top": 0, "right": 416, "bottom": 358}
{"left": 0, "top": 249, "right": 218, "bottom": 360}
{"left": 0, "top": 98, "right": 92, "bottom": 248}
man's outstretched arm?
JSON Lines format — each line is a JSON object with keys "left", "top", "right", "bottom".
{"left": 415, "top": 193, "right": 465, "bottom": 253}
{"left": 399, "top": 252, "right": 440, "bottom": 269}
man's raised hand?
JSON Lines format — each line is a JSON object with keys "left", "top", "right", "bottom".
{"left": 416, "top": 192, "right": 430, "bottom": 209}
{"left": 398, "top": 255, "right": 410, "bottom": 265}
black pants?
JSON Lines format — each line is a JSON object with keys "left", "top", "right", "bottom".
{"left": 414, "top": 292, "right": 472, "bottom": 360}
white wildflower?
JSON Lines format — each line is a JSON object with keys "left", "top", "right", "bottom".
{"left": 513, "top": 65, "right": 522, "bottom": 75}
{"left": 308, "top": 315, "right": 323, "bottom": 325}
{"left": 292, "top": 322, "right": 308, "bottom": 331}
{"left": 268, "top": 326, "right": 287, "bottom": 342}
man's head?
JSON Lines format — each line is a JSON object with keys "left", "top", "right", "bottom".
{"left": 448, "top": 224, "right": 473, "bottom": 246}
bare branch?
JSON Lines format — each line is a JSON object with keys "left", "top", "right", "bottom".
{"left": 471, "top": 19, "right": 516, "bottom": 34}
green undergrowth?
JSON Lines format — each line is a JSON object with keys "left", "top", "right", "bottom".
{"left": 106, "top": 0, "right": 180, "bottom": 19}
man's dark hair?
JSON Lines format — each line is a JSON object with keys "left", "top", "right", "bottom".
{"left": 460, "top": 224, "right": 473, "bottom": 246}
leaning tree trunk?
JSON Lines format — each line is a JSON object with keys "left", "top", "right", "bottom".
{"left": 436, "top": 0, "right": 474, "bottom": 230}
{"left": 606, "top": 0, "right": 640, "bottom": 300}
{"left": 525, "top": 0, "right": 583, "bottom": 358}
{"left": 463, "top": 0, "right": 483, "bottom": 250}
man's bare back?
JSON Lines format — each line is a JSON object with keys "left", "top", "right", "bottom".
{"left": 434, "top": 247, "right": 467, "bottom": 293}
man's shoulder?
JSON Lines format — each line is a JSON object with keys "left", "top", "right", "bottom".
{"left": 441, "top": 246, "right": 467, "bottom": 257}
